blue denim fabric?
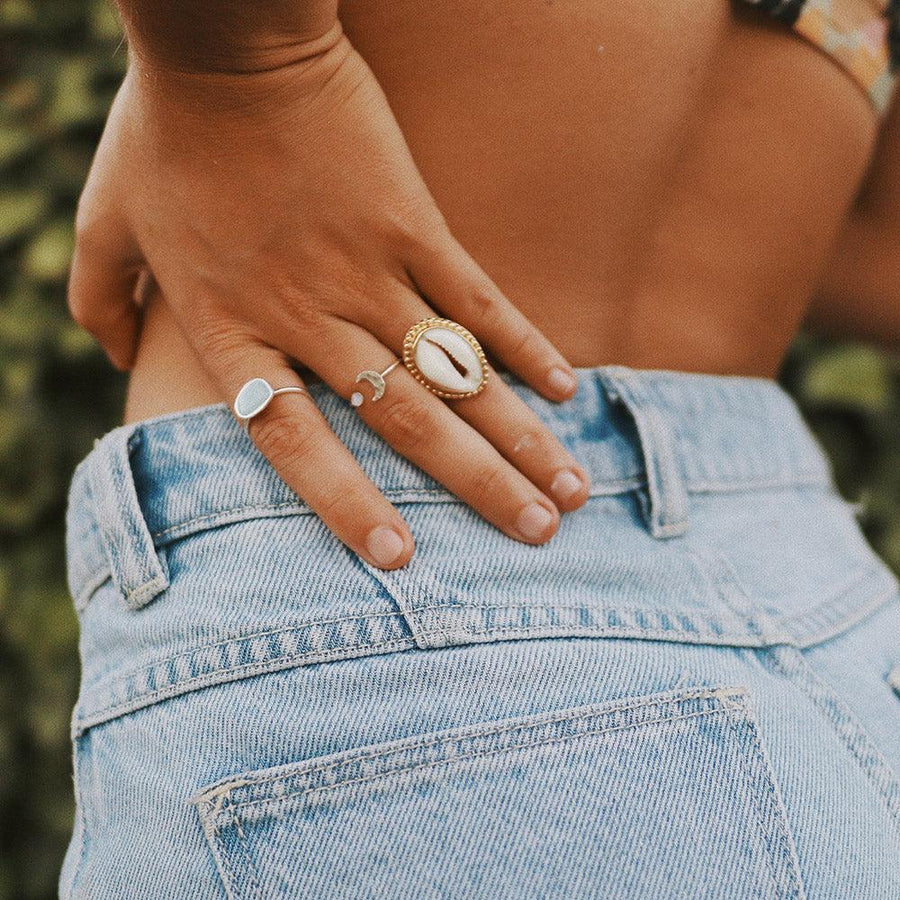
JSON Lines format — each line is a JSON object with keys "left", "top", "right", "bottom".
{"left": 59, "top": 365, "right": 900, "bottom": 899}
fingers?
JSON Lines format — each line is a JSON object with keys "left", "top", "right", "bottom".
{"left": 192, "top": 320, "right": 416, "bottom": 570}
{"left": 67, "top": 204, "right": 145, "bottom": 372}
{"left": 401, "top": 225, "right": 581, "bottom": 402}
{"left": 442, "top": 369, "right": 591, "bottom": 512}
{"left": 294, "top": 316, "right": 567, "bottom": 546}
{"left": 348, "top": 286, "right": 592, "bottom": 513}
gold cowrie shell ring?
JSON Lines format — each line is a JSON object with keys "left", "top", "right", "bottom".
{"left": 402, "top": 317, "right": 489, "bottom": 399}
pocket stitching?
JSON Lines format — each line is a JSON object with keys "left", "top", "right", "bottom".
{"left": 196, "top": 685, "right": 802, "bottom": 899}
{"left": 228, "top": 798, "right": 262, "bottom": 898}
{"left": 228, "top": 706, "right": 736, "bottom": 820}
{"left": 194, "top": 687, "right": 745, "bottom": 809}
{"left": 719, "top": 696, "right": 806, "bottom": 899}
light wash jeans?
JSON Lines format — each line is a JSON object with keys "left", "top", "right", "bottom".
{"left": 59, "top": 366, "right": 900, "bottom": 899}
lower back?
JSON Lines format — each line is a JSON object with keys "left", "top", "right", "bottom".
{"left": 123, "top": 0, "right": 880, "bottom": 423}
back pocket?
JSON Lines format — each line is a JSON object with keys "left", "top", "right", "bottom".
{"left": 190, "top": 686, "right": 804, "bottom": 900}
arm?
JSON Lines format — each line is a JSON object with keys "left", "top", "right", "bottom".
{"left": 804, "top": 87, "right": 900, "bottom": 351}
{"left": 67, "top": 3, "right": 589, "bottom": 570}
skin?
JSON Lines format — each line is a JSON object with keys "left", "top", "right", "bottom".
{"left": 69, "top": 1, "right": 900, "bottom": 570}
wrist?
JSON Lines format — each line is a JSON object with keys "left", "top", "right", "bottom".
{"left": 123, "top": 19, "right": 352, "bottom": 125}
{"left": 114, "top": 0, "right": 341, "bottom": 77}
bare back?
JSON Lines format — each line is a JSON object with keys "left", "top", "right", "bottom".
{"left": 124, "top": 0, "right": 882, "bottom": 422}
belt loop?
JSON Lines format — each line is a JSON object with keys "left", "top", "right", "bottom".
{"left": 598, "top": 366, "right": 690, "bottom": 539}
{"left": 86, "top": 423, "right": 170, "bottom": 610}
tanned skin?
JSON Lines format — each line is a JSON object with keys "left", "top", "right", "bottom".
{"left": 69, "top": 1, "right": 900, "bottom": 568}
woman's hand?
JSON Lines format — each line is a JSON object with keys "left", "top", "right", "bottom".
{"left": 67, "top": 21, "right": 591, "bottom": 569}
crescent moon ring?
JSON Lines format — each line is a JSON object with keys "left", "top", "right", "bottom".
{"left": 356, "top": 370, "right": 387, "bottom": 400}
{"left": 350, "top": 359, "right": 402, "bottom": 407}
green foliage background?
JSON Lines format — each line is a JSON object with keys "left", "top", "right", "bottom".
{"left": 0, "top": 1, "right": 898, "bottom": 897}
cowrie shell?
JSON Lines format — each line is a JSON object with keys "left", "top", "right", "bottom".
{"left": 403, "top": 318, "right": 488, "bottom": 398}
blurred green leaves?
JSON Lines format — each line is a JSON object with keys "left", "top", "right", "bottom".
{"left": 1, "top": 3, "right": 126, "bottom": 898}
{"left": 0, "top": 1, "right": 899, "bottom": 899}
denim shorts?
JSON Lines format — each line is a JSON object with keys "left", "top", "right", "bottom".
{"left": 59, "top": 365, "right": 900, "bottom": 899}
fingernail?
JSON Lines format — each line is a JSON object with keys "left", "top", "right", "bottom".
{"left": 551, "top": 468, "right": 584, "bottom": 503}
{"left": 548, "top": 366, "right": 577, "bottom": 395}
{"left": 365, "top": 526, "right": 405, "bottom": 566}
{"left": 516, "top": 502, "right": 555, "bottom": 541}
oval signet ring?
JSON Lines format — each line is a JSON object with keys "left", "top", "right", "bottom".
{"left": 234, "top": 377, "right": 307, "bottom": 429}
{"left": 402, "top": 316, "right": 489, "bottom": 399}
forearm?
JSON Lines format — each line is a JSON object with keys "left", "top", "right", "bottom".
{"left": 805, "top": 213, "right": 900, "bottom": 352}
{"left": 111, "top": 0, "right": 340, "bottom": 73}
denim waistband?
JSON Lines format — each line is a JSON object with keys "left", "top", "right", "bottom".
{"left": 65, "top": 365, "right": 835, "bottom": 614}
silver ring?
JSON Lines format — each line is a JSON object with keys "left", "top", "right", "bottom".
{"left": 234, "top": 377, "right": 308, "bottom": 429}
{"left": 350, "top": 359, "right": 402, "bottom": 408}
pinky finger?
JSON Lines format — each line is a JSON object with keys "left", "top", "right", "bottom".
{"left": 403, "top": 227, "right": 580, "bottom": 402}
{"left": 67, "top": 224, "right": 144, "bottom": 372}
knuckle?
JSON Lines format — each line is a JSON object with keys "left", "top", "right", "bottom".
{"left": 468, "top": 286, "right": 500, "bottom": 323}
{"left": 252, "top": 407, "right": 303, "bottom": 461}
{"left": 505, "top": 323, "right": 537, "bottom": 358}
{"left": 71, "top": 214, "right": 111, "bottom": 266}
{"left": 66, "top": 283, "right": 93, "bottom": 329}
{"left": 312, "top": 484, "right": 358, "bottom": 523}
{"left": 269, "top": 272, "right": 328, "bottom": 327}
{"left": 511, "top": 426, "right": 550, "bottom": 458}
{"left": 467, "top": 464, "right": 509, "bottom": 503}
{"left": 194, "top": 310, "right": 248, "bottom": 360}
{"left": 377, "top": 395, "right": 433, "bottom": 454}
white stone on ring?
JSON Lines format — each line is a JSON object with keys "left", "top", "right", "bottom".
{"left": 234, "top": 377, "right": 307, "bottom": 427}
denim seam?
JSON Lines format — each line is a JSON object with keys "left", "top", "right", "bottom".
{"left": 685, "top": 545, "right": 790, "bottom": 644}
{"left": 719, "top": 703, "right": 781, "bottom": 895}
{"left": 73, "top": 620, "right": 792, "bottom": 735}
{"left": 210, "top": 799, "right": 244, "bottom": 900}
{"left": 217, "top": 706, "right": 743, "bottom": 820}
{"left": 62, "top": 734, "right": 91, "bottom": 899}
{"left": 74, "top": 607, "right": 776, "bottom": 732}
{"left": 229, "top": 798, "right": 261, "bottom": 900}
{"left": 355, "top": 556, "right": 431, "bottom": 646}
{"left": 720, "top": 694, "right": 806, "bottom": 898}
{"left": 783, "top": 577, "right": 899, "bottom": 649}
{"left": 77, "top": 600, "right": 752, "bottom": 703}
{"left": 194, "top": 687, "right": 740, "bottom": 800}
{"left": 72, "top": 634, "right": 419, "bottom": 736}
{"left": 686, "top": 475, "right": 827, "bottom": 494}
{"left": 196, "top": 796, "right": 243, "bottom": 900}
{"left": 764, "top": 645, "right": 900, "bottom": 827}
{"left": 417, "top": 621, "right": 769, "bottom": 648}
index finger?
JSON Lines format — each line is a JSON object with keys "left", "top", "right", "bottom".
{"left": 194, "top": 321, "right": 416, "bottom": 571}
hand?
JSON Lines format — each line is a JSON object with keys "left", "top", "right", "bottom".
{"left": 67, "top": 21, "right": 591, "bottom": 569}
